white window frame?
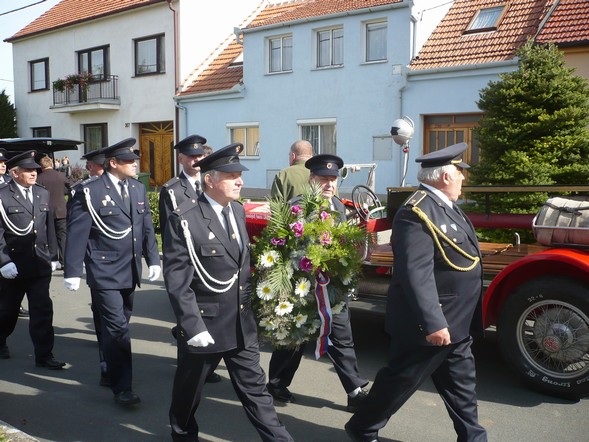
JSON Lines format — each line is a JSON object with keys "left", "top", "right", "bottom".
{"left": 268, "top": 34, "right": 293, "bottom": 74}
{"left": 364, "top": 20, "right": 387, "bottom": 63}
{"left": 315, "top": 26, "right": 343, "bottom": 68}
{"left": 227, "top": 122, "right": 260, "bottom": 158}
{"left": 297, "top": 118, "right": 337, "bottom": 155}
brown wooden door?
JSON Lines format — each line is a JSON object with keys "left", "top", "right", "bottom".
{"left": 139, "top": 122, "right": 174, "bottom": 187}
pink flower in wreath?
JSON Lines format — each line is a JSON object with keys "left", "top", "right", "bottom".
{"left": 291, "top": 205, "right": 302, "bottom": 215}
{"left": 271, "top": 237, "right": 286, "bottom": 246}
{"left": 320, "top": 211, "right": 330, "bottom": 221}
{"left": 299, "top": 256, "right": 313, "bottom": 272}
{"left": 289, "top": 221, "right": 304, "bottom": 237}
{"left": 320, "top": 231, "right": 331, "bottom": 245}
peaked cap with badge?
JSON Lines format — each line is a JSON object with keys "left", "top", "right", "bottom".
{"left": 195, "top": 143, "right": 248, "bottom": 173}
{"left": 175, "top": 134, "right": 207, "bottom": 156}
{"left": 6, "top": 150, "right": 41, "bottom": 169}
{"left": 82, "top": 146, "right": 107, "bottom": 164}
{"left": 305, "top": 154, "right": 344, "bottom": 176}
{"left": 415, "top": 142, "right": 469, "bottom": 169}
{"left": 103, "top": 138, "right": 139, "bottom": 161}
{"left": 0, "top": 148, "right": 8, "bottom": 163}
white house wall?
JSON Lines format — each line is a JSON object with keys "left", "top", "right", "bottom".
{"left": 12, "top": 3, "right": 174, "bottom": 166}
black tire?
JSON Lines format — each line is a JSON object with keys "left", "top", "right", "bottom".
{"left": 497, "top": 277, "right": 589, "bottom": 399}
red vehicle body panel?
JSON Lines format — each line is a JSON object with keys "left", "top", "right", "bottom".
{"left": 483, "top": 247, "right": 589, "bottom": 327}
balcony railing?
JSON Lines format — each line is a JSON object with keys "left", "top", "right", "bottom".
{"left": 52, "top": 75, "right": 119, "bottom": 106}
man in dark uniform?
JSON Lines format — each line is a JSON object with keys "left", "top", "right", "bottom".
{"left": 0, "top": 150, "right": 64, "bottom": 368}
{"left": 162, "top": 143, "right": 292, "bottom": 442}
{"left": 36, "top": 155, "right": 69, "bottom": 269}
{"left": 63, "top": 138, "right": 161, "bottom": 407}
{"left": 267, "top": 154, "right": 369, "bottom": 412}
{"left": 345, "top": 143, "right": 487, "bottom": 442}
{"left": 159, "top": 134, "right": 222, "bottom": 384}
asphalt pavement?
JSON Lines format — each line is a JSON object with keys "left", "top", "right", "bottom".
{"left": 1, "top": 268, "right": 588, "bottom": 441}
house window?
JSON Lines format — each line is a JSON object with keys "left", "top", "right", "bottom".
{"left": 229, "top": 124, "right": 260, "bottom": 158}
{"left": 135, "top": 34, "right": 165, "bottom": 75}
{"left": 32, "top": 127, "right": 51, "bottom": 137}
{"left": 317, "top": 27, "right": 343, "bottom": 68}
{"left": 299, "top": 120, "right": 337, "bottom": 154}
{"left": 365, "top": 21, "right": 387, "bottom": 62}
{"left": 78, "top": 46, "right": 109, "bottom": 79}
{"left": 466, "top": 6, "right": 506, "bottom": 33}
{"left": 269, "top": 35, "right": 292, "bottom": 73}
{"left": 83, "top": 123, "right": 108, "bottom": 153}
{"left": 30, "top": 58, "right": 49, "bottom": 91}
{"left": 424, "top": 114, "right": 482, "bottom": 166}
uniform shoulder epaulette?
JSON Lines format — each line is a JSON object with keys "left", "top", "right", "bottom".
{"left": 162, "top": 177, "right": 181, "bottom": 188}
{"left": 33, "top": 182, "right": 46, "bottom": 189}
{"left": 173, "top": 198, "right": 198, "bottom": 216}
{"left": 404, "top": 190, "right": 427, "bottom": 207}
{"left": 81, "top": 175, "right": 99, "bottom": 186}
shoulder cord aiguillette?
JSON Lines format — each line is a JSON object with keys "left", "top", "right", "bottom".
{"left": 168, "top": 188, "right": 238, "bottom": 293}
{"left": 83, "top": 187, "right": 131, "bottom": 240}
{"left": 411, "top": 206, "right": 480, "bottom": 272}
{"left": 0, "top": 199, "right": 34, "bottom": 236}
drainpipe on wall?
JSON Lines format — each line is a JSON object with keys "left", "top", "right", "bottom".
{"left": 167, "top": 0, "right": 180, "bottom": 145}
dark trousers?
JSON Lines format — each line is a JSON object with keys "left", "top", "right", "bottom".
{"left": 92, "top": 287, "right": 135, "bottom": 394}
{"left": 0, "top": 275, "right": 54, "bottom": 360}
{"left": 90, "top": 288, "right": 106, "bottom": 369}
{"left": 54, "top": 217, "right": 67, "bottom": 265}
{"left": 170, "top": 341, "right": 293, "bottom": 442}
{"left": 347, "top": 337, "right": 487, "bottom": 442}
{"left": 269, "top": 308, "right": 368, "bottom": 394}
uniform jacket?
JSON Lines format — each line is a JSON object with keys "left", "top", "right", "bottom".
{"left": 0, "top": 174, "right": 12, "bottom": 185}
{"left": 36, "top": 168, "right": 68, "bottom": 219}
{"left": 163, "top": 193, "right": 257, "bottom": 354}
{"left": 385, "top": 185, "right": 483, "bottom": 347}
{"left": 64, "top": 173, "right": 160, "bottom": 289}
{"left": 270, "top": 161, "right": 310, "bottom": 201}
{"left": 158, "top": 170, "right": 201, "bottom": 236}
{"left": 0, "top": 181, "right": 57, "bottom": 277}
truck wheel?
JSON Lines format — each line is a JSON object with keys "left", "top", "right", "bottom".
{"left": 497, "top": 277, "right": 589, "bottom": 399}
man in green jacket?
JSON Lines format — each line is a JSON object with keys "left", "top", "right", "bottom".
{"left": 270, "top": 140, "right": 313, "bottom": 201}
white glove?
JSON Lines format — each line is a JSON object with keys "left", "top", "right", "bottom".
{"left": 147, "top": 265, "right": 161, "bottom": 281}
{"left": 64, "top": 277, "right": 81, "bottom": 291}
{"left": 187, "top": 331, "right": 215, "bottom": 348}
{"left": 0, "top": 262, "right": 18, "bottom": 279}
{"left": 51, "top": 261, "right": 59, "bottom": 272}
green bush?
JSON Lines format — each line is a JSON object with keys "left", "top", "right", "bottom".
{"left": 147, "top": 189, "right": 160, "bottom": 233}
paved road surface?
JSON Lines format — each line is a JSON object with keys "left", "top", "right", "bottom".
{"left": 1, "top": 269, "right": 588, "bottom": 441}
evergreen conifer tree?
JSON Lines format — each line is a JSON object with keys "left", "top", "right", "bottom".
{"left": 0, "top": 89, "right": 17, "bottom": 137}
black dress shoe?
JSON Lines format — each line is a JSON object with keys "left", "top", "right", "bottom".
{"left": 0, "top": 345, "right": 10, "bottom": 359}
{"left": 344, "top": 422, "right": 380, "bottom": 442}
{"left": 35, "top": 357, "right": 66, "bottom": 370}
{"left": 18, "top": 306, "right": 29, "bottom": 317}
{"left": 205, "top": 371, "right": 222, "bottom": 383}
{"left": 114, "top": 390, "right": 141, "bottom": 407}
{"left": 171, "top": 326, "right": 177, "bottom": 339}
{"left": 267, "top": 383, "right": 294, "bottom": 403}
{"left": 346, "top": 388, "right": 369, "bottom": 412}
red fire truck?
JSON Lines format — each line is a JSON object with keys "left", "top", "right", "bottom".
{"left": 245, "top": 184, "right": 589, "bottom": 400}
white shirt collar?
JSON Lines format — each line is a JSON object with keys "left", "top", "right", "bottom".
{"left": 421, "top": 182, "right": 454, "bottom": 209}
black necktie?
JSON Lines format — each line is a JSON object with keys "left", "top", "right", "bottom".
{"left": 222, "top": 206, "right": 240, "bottom": 257}
{"left": 119, "top": 180, "right": 130, "bottom": 210}
{"left": 24, "top": 188, "right": 32, "bottom": 209}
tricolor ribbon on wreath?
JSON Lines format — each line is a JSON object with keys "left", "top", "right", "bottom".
{"left": 314, "top": 270, "right": 333, "bottom": 359}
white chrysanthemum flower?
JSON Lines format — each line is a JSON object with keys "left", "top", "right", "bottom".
{"left": 294, "top": 278, "right": 311, "bottom": 297}
{"left": 339, "top": 257, "right": 348, "bottom": 266}
{"left": 331, "top": 301, "right": 346, "bottom": 314}
{"left": 260, "top": 250, "right": 280, "bottom": 268}
{"left": 259, "top": 318, "right": 276, "bottom": 331}
{"left": 275, "top": 301, "right": 294, "bottom": 316}
{"left": 256, "top": 281, "right": 275, "bottom": 300}
{"left": 308, "top": 319, "right": 320, "bottom": 334}
{"left": 294, "top": 313, "right": 308, "bottom": 328}
{"left": 275, "top": 328, "right": 289, "bottom": 340}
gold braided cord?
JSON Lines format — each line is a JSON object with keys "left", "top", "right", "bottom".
{"left": 411, "top": 206, "right": 480, "bottom": 272}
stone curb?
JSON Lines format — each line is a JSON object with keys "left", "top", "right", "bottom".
{"left": 0, "top": 421, "right": 39, "bottom": 442}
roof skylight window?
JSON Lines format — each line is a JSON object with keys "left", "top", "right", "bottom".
{"left": 466, "top": 5, "right": 505, "bottom": 33}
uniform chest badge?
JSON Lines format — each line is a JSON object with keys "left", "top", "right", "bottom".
{"left": 102, "top": 195, "right": 115, "bottom": 206}
{"left": 208, "top": 232, "right": 216, "bottom": 240}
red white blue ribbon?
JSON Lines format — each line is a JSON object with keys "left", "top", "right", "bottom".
{"left": 314, "top": 271, "right": 333, "bottom": 359}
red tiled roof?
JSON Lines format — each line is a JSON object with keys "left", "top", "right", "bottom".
{"left": 410, "top": 0, "right": 553, "bottom": 70}
{"left": 246, "top": 0, "right": 403, "bottom": 29}
{"left": 536, "top": 0, "right": 589, "bottom": 45}
{"left": 180, "top": 41, "right": 244, "bottom": 95}
{"left": 181, "top": 0, "right": 403, "bottom": 96}
{"left": 5, "top": 0, "right": 165, "bottom": 42}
